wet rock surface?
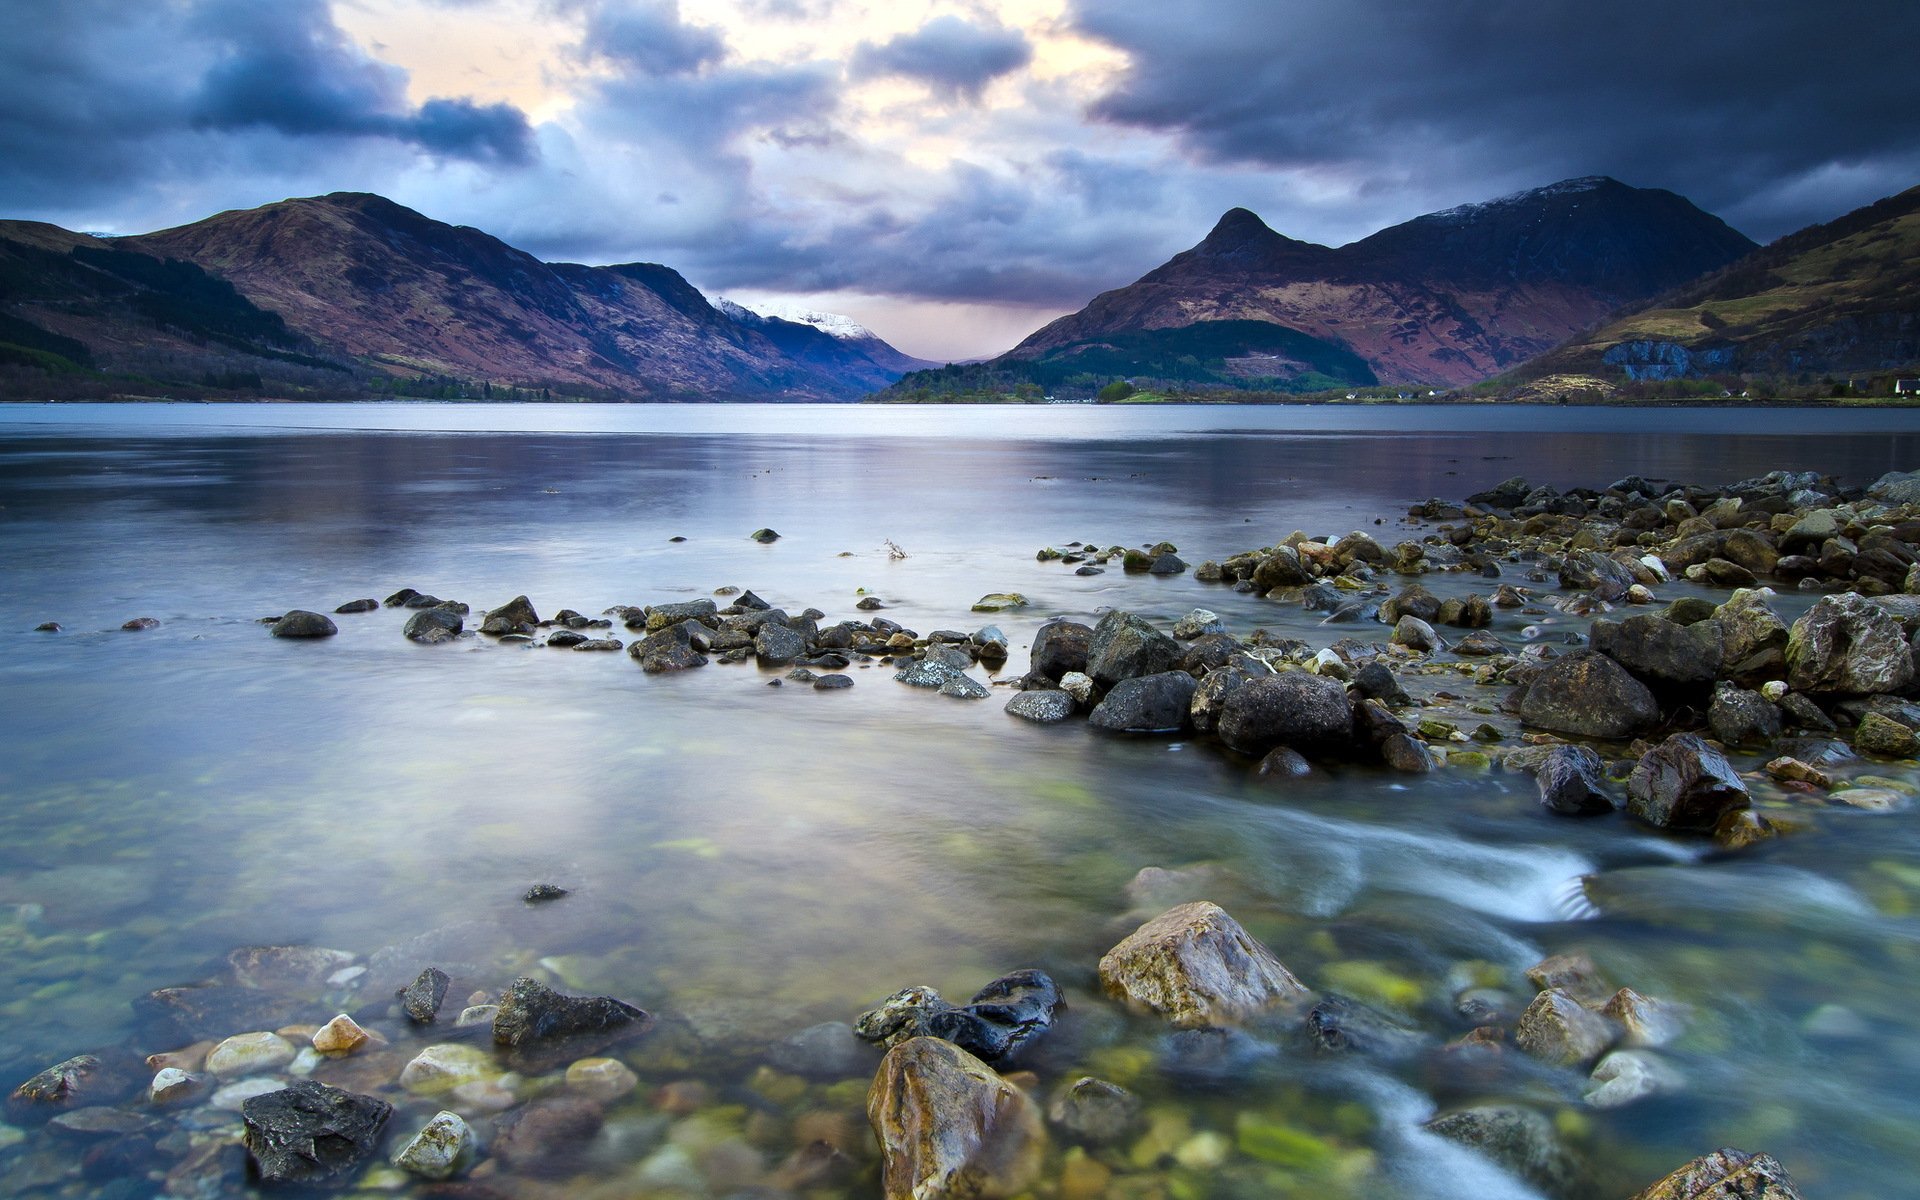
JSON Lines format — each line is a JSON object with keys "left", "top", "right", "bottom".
{"left": 1098, "top": 901, "right": 1309, "bottom": 1028}
{"left": 241, "top": 1080, "right": 392, "bottom": 1185}
{"left": 866, "top": 1036, "right": 1045, "bottom": 1200}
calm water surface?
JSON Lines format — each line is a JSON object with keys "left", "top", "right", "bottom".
{"left": 3, "top": 403, "right": 1920, "bottom": 1200}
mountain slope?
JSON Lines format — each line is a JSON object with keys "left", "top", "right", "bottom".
{"left": 988, "top": 177, "right": 1756, "bottom": 390}
{"left": 120, "top": 193, "right": 922, "bottom": 400}
{"left": 0, "top": 219, "right": 355, "bottom": 396}
{"left": 1520, "top": 185, "right": 1920, "bottom": 383}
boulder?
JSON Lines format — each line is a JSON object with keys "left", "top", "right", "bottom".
{"left": 1350, "top": 661, "right": 1411, "bottom": 706}
{"left": 1533, "top": 744, "right": 1613, "bottom": 815}
{"left": 1786, "top": 592, "right": 1915, "bottom": 694}
{"left": 1392, "top": 615, "right": 1440, "bottom": 651}
{"left": 1089, "top": 672, "right": 1198, "bottom": 733}
{"left": 1380, "top": 583, "right": 1441, "bottom": 623}
{"left": 1589, "top": 614, "right": 1723, "bottom": 687}
{"left": 270, "top": 610, "right": 337, "bottom": 639}
{"left": 631, "top": 622, "right": 708, "bottom": 672}
{"left": 1513, "top": 988, "right": 1617, "bottom": 1067}
{"left": 1005, "top": 690, "right": 1075, "bottom": 723}
{"left": 1517, "top": 652, "right": 1659, "bottom": 739}
{"left": 492, "top": 977, "right": 651, "bottom": 1049}
{"left": 1215, "top": 672, "right": 1353, "bottom": 757}
{"left": 1097, "top": 901, "right": 1309, "bottom": 1028}
{"left": 644, "top": 599, "right": 716, "bottom": 630}
{"left": 768, "top": 1022, "right": 878, "bottom": 1081}
{"left": 1189, "top": 666, "right": 1255, "bottom": 734}
{"left": 755, "top": 623, "right": 807, "bottom": 666}
{"left": 1029, "top": 621, "right": 1092, "bottom": 680}
{"left": 1252, "top": 548, "right": 1312, "bottom": 591}
{"left": 1585, "top": 1048, "right": 1683, "bottom": 1109}
{"left": 1086, "top": 611, "right": 1181, "bottom": 687}
{"left": 403, "top": 607, "right": 463, "bottom": 644}
{"left": 491, "top": 1094, "right": 606, "bottom": 1176}
{"left": 481, "top": 595, "right": 539, "bottom": 633}
{"left": 7, "top": 1055, "right": 129, "bottom": 1119}
{"left": 1628, "top": 1148, "right": 1803, "bottom": 1200}
{"left": 866, "top": 1037, "right": 1044, "bottom": 1200}
{"left": 1707, "top": 683, "right": 1783, "bottom": 748}
{"left": 241, "top": 1081, "right": 392, "bottom": 1186}
{"left": 1627, "top": 734, "right": 1751, "bottom": 830}
{"left": 206, "top": 1032, "right": 296, "bottom": 1078}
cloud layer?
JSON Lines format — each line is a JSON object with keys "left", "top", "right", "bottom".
{"left": 2, "top": 0, "right": 1915, "bottom": 359}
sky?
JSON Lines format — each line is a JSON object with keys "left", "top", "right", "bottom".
{"left": 3, "top": 0, "right": 1917, "bottom": 362}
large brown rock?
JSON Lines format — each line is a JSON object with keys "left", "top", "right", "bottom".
{"left": 866, "top": 1037, "right": 1044, "bottom": 1200}
{"left": 1097, "top": 901, "right": 1309, "bottom": 1028}
{"left": 1786, "top": 591, "right": 1915, "bottom": 694}
{"left": 1029, "top": 620, "right": 1092, "bottom": 681}
{"left": 1517, "top": 652, "right": 1659, "bottom": 739}
{"left": 1628, "top": 1148, "right": 1803, "bottom": 1200}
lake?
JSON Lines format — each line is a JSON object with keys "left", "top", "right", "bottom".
{"left": 3, "top": 402, "right": 1920, "bottom": 1200}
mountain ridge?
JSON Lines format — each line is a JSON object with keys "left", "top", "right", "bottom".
{"left": 986, "top": 176, "right": 1758, "bottom": 391}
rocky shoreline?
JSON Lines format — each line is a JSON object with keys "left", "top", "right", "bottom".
{"left": 18, "top": 465, "right": 1920, "bottom": 1197}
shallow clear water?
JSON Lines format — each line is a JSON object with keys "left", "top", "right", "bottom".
{"left": 3, "top": 402, "right": 1920, "bottom": 1200}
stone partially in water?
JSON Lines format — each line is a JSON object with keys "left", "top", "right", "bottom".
{"left": 1533, "top": 744, "right": 1613, "bottom": 815}
{"left": 1628, "top": 1148, "right": 1804, "bottom": 1200}
{"left": 1214, "top": 672, "right": 1353, "bottom": 757}
{"left": 1089, "top": 671, "right": 1198, "bottom": 733}
{"left": 1006, "top": 690, "right": 1075, "bottom": 723}
{"left": 1085, "top": 610, "right": 1181, "bottom": 687}
{"left": 270, "top": 610, "right": 337, "bottom": 639}
{"left": 1627, "top": 733, "right": 1750, "bottom": 831}
{"left": 310, "top": 1014, "right": 369, "bottom": 1056}
{"left": 492, "top": 977, "right": 651, "bottom": 1049}
{"left": 403, "top": 606, "right": 463, "bottom": 644}
{"left": 401, "top": 967, "right": 451, "bottom": 1024}
{"left": 1097, "top": 901, "right": 1309, "bottom": 1028}
{"left": 855, "top": 972, "right": 1063, "bottom": 1064}
{"left": 769, "top": 1022, "right": 878, "bottom": 1080}
{"left": 1585, "top": 1048, "right": 1683, "bottom": 1108}
{"left": 392, "top": 1110, "right": 473, "bottom": 1180}
{"left": 1514, "top": 988, "right": 1617, "bottom": 1067}
{"left": 866, "top": 1037, "right": 1044, "bottom": 1200}
{"left": 1030, "top": 621, "right": 1093, "bottom": 681}
{"left": 241, "top": 1080, "right": 392, "bottom": 1186}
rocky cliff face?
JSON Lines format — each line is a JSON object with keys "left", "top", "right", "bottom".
{"left": 1002, "top": 177, "right": 1757, "bottom": 389}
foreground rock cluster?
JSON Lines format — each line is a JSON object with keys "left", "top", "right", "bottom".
{"left": 1007, "top": 466, "right": 1920, "bottom": 851}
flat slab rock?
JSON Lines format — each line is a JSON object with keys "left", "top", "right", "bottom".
{"left": 1097, "top": 901, "right": 1309, "bottom": 1028}
{"left": 866, "top": 1036, "right": 1044, "bottom": 1200}
{"left": 242, "top": 1080, "right": 392, "bottom": 1185}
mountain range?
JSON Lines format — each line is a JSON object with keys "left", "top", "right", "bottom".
{"left": 0, "top": 193, "right": 932, "bottom": 401}
{"left": 887, "top": 177, "right": 1762, "bottom": 398}
{"left": 2, "top": 178, "right": 1915, "bottom": 403}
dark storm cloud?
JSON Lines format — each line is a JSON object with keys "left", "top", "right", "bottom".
{"left": 189, "top": 0, "right": 536, "bottom": 162}
{"left": 1070, "top": 0, "right": 1920, "bottom": 241}
{"left": 577, "top": 0, "right": 727, "bottom": 77}
{"left": 850, "top": 16, "right": 1033, "bottom": 103}
{"left": 0, "top": 0, "right": 534, "bottom": 215}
